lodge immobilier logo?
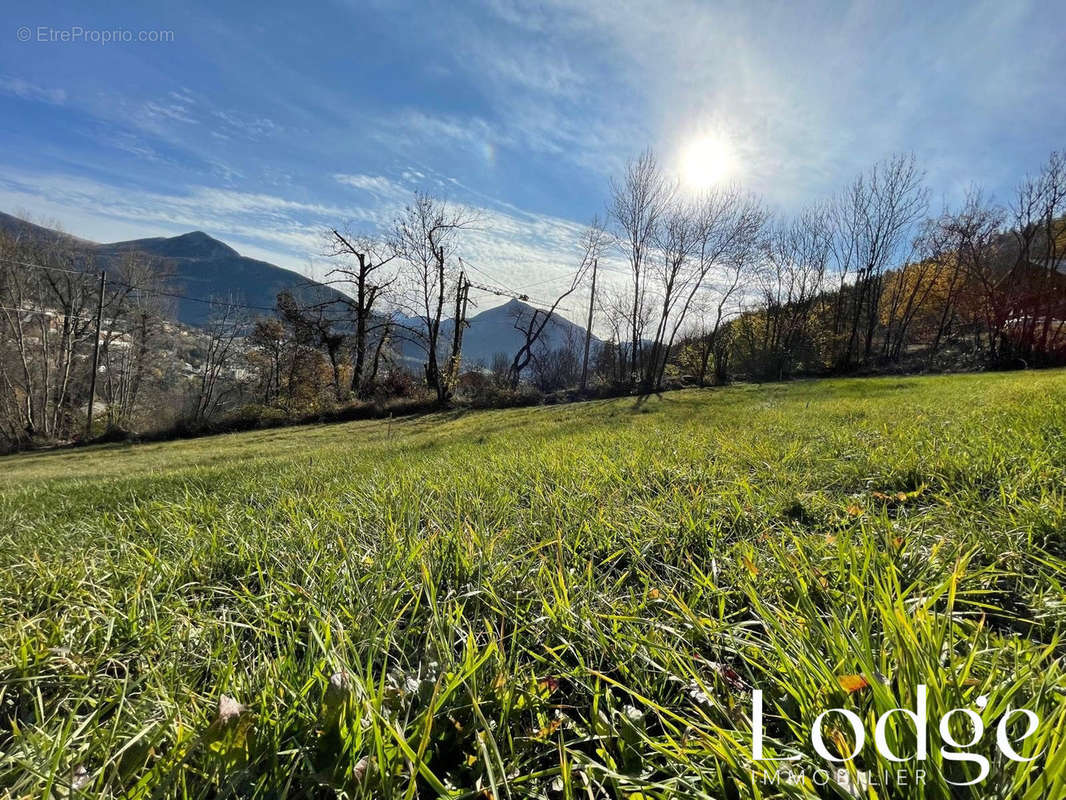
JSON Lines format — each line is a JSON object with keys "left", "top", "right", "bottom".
{"left": 750, "top": 685, "right": 1042, "bottom": 787}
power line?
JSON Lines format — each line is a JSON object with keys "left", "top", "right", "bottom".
{"left": 0, "top": 305, "right": 98, "bottom": 324}
{"left": 0, "top": 256, "right": 92, "bottom": 277}
{"left": 460, "top": 256, "right": 594, "bottom": 310}
{"left": 456, "top": 257, "right": 582, "bottom": 314}
{"left": 125, "top": 285, "right": 276, "bottom": 312}
{"left": 511, "top": 273, "right": 574, "bottom": 292}
{"left": 4, "top": 257, "right": 290, "bottom": 313}
{"left": 459, "top": 257, "right": 522, "bottom": 296}
{"left": 5, "top": 255, "right": 582, "bottom": 319}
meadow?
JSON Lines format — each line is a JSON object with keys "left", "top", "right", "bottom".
{"left": 1, "top": 371, "right": 1065, "bottom": 798}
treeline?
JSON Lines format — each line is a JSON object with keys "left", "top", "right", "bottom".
{"left": 716, "top": 153, "right": 1066, "bottom": 381}
{"left": 1, "top": 149, "right": 1063, "bottom": 452}
{"left": 606, "top": 149, "right": 1065, "bottom": 389}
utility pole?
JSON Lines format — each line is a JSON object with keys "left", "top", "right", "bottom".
{"left": 580, "top": 257, "right": 597, "bottom": 392}
{"left": 445, "top": 271, "right": 471, "bottom": 402}
{"left": 455, "top": 272, "right": 471, "bottom": 357}
{"left": 85, "top": 270, "right": 105, "bottom": 439}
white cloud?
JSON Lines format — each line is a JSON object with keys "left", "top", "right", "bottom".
{"left": 0, "top": 75, "right": 67, "bottom": 105}
{"left": 333, "top": 173, "right": 407, "bottom": 198}
{"left": 142, "top": 100, "right": 197, "bottom": 124}
{"left": 213, "top": 109, "right": 280, "bottom": 140}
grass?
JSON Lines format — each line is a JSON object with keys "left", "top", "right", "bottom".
{"left": 1, "top": 371, "right": 1065, "bottom": 798}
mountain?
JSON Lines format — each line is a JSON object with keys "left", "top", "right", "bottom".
{"left": 459, "top": 298, "right": 596, "bottom": 366}
{"left": 391, "top": 297, "right": 600, "bottom": 370}
{"left": 0, "top": 212, "right": 346, "bottom": 326}
{"left": 0, "top": 212, "right": 602, "bottom": 367}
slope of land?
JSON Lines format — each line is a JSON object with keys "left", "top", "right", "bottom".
{"left": 1, "top": 372, "right": 1065, "bottom": 797}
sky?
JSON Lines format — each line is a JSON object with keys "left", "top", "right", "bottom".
{"left": 2, "top": 0, "right": 1064, "bottom": 316}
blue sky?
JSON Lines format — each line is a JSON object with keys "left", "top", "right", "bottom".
{"left": 2, "top": 0, "right": 1064, "bottom": 311}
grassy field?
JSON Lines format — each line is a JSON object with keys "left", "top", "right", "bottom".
{"left": 2, "top": 372, "right": 1065, "bottom": 798}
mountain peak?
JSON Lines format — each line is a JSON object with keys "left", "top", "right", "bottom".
{"left": 165, "top": 230, "right": 238, "bottom": 258}
{"left": 502, "top": 297, "right": 529, "bottom": 311}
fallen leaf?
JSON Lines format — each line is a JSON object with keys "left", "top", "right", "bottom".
{"left": 837, "top": 674, "right": 869, "bottom": 693}
{"left": 716, "top": 663, "right": 747, "bottom": 692}
{"left": 535, "top": 718, "right": 564, "bottom": 739}
{"left": 538, "top": 677, "right": 560, "bottom": 695}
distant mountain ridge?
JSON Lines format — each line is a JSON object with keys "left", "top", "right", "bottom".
{"left": 0, "top": 212, "right": 602, "bottom": 366}
{"left": 0, "top": 212, "right": 345, "bottom": 326}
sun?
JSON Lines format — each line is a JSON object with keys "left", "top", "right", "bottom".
{"left": 680, "top": 134, "right": 737, "bottom": 190}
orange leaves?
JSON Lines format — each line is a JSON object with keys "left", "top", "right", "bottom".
{"left": 534, "top": 717, "right": 563, "bottom": 740}
{"left": 872, "top": 484, "right": 926, "bottom": 504}
{"left": 837, "top": 674, "right": 870, "bottom": 694}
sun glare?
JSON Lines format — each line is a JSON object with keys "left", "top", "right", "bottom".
{"left": 680, "top": 134, "right": 737, "bottom": 190}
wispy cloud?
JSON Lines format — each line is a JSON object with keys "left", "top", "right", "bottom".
{"left": 0, "top": 75, "right": 67, "bottom": 105}
{"left": 212, "top": 109, "right": 280, "bottom": 140}
{"left": 142, "top": 99, "right": 197, "bottom": 124}
{"left": 333, "top": 173, "right": 408, "bottom": 199}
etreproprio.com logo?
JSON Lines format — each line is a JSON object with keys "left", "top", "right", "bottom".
{"left": 16, "top": 25, "right": 175, "bottom": 44}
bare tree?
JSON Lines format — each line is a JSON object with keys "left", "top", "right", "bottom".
{"left": 830, "top": 154, "right": 928, "bottom": 368}
{"left": 489, "top": 351, "right": 511, "bottom": 389}
{"left": 192, "top": 298, "right": 246, "bottom": 422}
{"left": 1004, "top": 151, "right": 1066, "bottom": 361}
{"left": 650, "top": 186, "right": 767, "bottom": 388}
{"left": 610, "top": 150, "right": 670, "bottom": 384}
{"left": 248, "top": 317, "right": 286, "bottom": 406}
{"left": 643, "top": 193, "right": 695, "bottom": 388}
{"left": 755, "top": 204, "right": 833, "bottom": 378}
{"left": 529, "top": 328, "right": 582, "bottom": 392}
{"left": 95, "top": 251, "right": 175, "bottom": 430}
{"left": 936, "top": 191, "right": 1008, "bottom": 361}
{"left": 390, "top": 192, "right": 476, "bottom": 405}
{"left": 275, "top": 291, "right": 347, "bottom": 402}
{"left": 0, "top": 228, "right": 135, "bottom": 443}
{"left": 325, "top": 230, "right": 395, "bottom": 397}
{"left": 508, "top": 223, "right": 607, "bottom": 388}
{"left": 593, "top": 284, "right": 634, "bottom": 386}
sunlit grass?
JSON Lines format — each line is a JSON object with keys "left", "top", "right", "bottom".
{"left": 2, "top": 372, "right": 1065, "bottom": 797}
